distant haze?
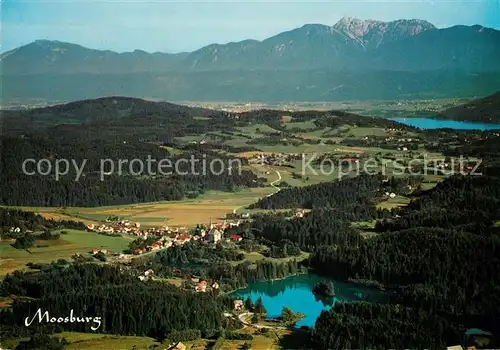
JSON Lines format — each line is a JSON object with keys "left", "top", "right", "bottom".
{"left": 2, "top": 0, "right": 499, "bottom": 53}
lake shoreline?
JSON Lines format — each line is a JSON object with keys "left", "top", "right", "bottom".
{"left": 228, "top": 273, "right": 388, "bottom": 327}
{"left": 390, "top": 117, "right": 500, "bottom": 130}
{"left": 222, "top": 271, "right": 309, "bottom": 295}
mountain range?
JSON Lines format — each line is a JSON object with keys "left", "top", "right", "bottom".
{"left": 2, "top": 17, "right": 500, "bottom": 103}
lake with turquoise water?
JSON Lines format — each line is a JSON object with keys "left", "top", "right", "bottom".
{"left": 391, "top": 118, "right": 500, "bottom": 130}
{"left": 230, "top": 274, "right": 387, "bottom": 328}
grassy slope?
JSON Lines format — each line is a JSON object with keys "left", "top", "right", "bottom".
{"left": 229, "top": 251, "right": 310, "bottom": 267}
{"left": 1, "top": 329, "right": 293, "bottom": 350}
{"left": 0, "top": 229, "right": 132, "bottom": 276}
{"left": 7, "top": 188, "right": 274, "bottom": 229}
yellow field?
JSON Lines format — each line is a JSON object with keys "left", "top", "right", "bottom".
{"left": 10, "top": 188, "right": 274, "bottom": 228}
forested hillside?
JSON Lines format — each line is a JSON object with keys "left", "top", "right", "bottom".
{"left": 0, "top": 97, "right": 266, "bottom": 206}
{"left": 250, "top": 175, "right": 417, "bottom": 209}
{"left": 0, "top": 136, "right": 261, "bottom": 206}
{"left": 0, "top": 207, "right": 85, "bottom": 234}
{"left": 306, "top": 175, "right": 500, "bottom": 349}
{"left": 438, "top": 91, "right": 500, "bottom": 123}
{"left": 226, "top": 174, "right": 500, "bottom": 348}
{"left": 375, "top": 175, "right": 500, "bottom": 233}
{"left": 0, "top": 97, "right": 417, "bottom": 207}
{"left": 0, "top": 264, "right": 235, "bottom": 339}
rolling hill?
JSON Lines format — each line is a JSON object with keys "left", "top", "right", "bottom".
{"left": 438, "top": 91, "right": 500, "bottom": 123}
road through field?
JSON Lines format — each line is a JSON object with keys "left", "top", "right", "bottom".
{"left": 267, "top": 170, "right": 282, "bottom": 196}
{"left": 233, "top": 170, "right": 281, "bottom": 214}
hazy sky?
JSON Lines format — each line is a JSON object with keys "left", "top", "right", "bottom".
{"left": 2, "top": 0, "right": 499, "bottom": 53}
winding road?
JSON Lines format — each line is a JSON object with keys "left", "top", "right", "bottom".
{"left": 266, "top": 170, "right": 282, "bottom": 197}
{"left": 232, "top": 169, "right": 282, "bottom": 214}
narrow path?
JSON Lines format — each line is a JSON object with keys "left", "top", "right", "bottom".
{"left": 265, "top": 170, "right": 282, "bottom": 198}
{"left": 232, "top": 170, "right": 282, "bottom": 214}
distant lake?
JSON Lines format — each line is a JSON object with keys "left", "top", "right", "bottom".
{"left": 391, "top": 117, "right": 500, "bottom": 130}
{"left": 230, "top": 274, "right": 387, "bottom": 327}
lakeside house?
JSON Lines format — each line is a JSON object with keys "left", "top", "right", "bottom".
{"left": 169, "top": 342, "right": 186, "bottom": 350}
{"left": 234, "top": 300, "right": 244, "bottom": 311}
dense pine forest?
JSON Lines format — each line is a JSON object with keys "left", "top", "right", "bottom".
{"left": 250, "top": 174, "right": 419, "bottom": 209}
{"left": 0, "top": 264, "right": 237, "bottom": 340}
{"left": 306, "top": 175, "right": 500, "bottom": 349}
{"left": 149, "top": 241, "right": 307, "bottom": 291}
{"left": 375, "top": 175, "right": 500, "bottom": 233}
{"left": 0, "top": 136, "right": 263, "bottom": 206}
{"left": 312, "top": 302, "right": 465, "bottom": 349}
{"left": 0, "top": 260, "right": 306, "bottom": 341}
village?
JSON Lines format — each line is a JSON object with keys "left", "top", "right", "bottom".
{"left": 85, "top": 206, "right": 305, "bottom": 259}
{"left": 87, "top": 218, "right": 245, "bottom": 255}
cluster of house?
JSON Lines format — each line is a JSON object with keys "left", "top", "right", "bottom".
{"left": 383, "top": 137, "right": 418, "bottom": 143}
{"left": 428, "top": 160, "right": 452, "bottom": 170}
{"left": 251, "top": 153, "right": 301, "bottom": 166}
{"left": 87, "top": 219, "right": 245, "bottom": 238}
{"left": 89, "top": 248, "right": 130, "bottom": 261}
{"left": 190, "top": 276, "right": 220, "bottom": 293}
{"left": 87, "top": 220, "right": 193, "bottom": 238}
{"left": 131, "top": 236, "right": 177, "bottom": 255}
{"left": 91, "top": 248, "right": 112, "bottom": 255}
{"left": 424, "top": 159, "right": 478, "bottom": 173}
{"left": 225, "top": 213, "right": 249, "bottom": 221}
{"left": 131, "top": 223, "right": 243, "bottom": 256}
{"left": 87, "top": 220, "right": 141, "bottom": 235}
{"left": 138, "top": 268, "right": 155, "bottom": 281}
{"left": 87, "top": 218, "right": 245, "bottom": 257}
